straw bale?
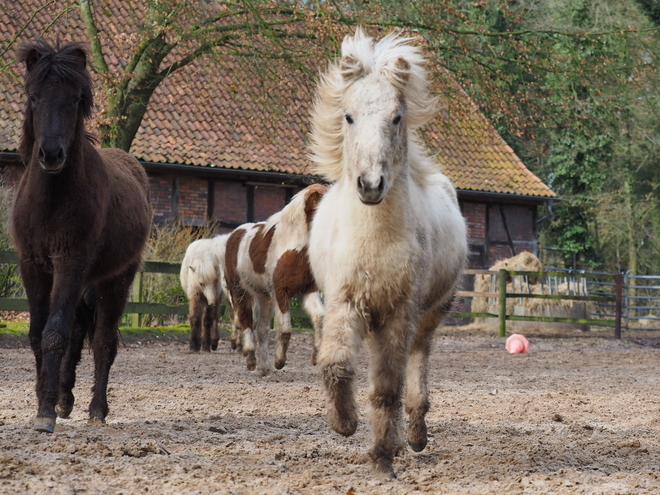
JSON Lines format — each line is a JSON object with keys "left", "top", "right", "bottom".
{"left": 470, "top": 252, "right": 592, "bottom": 331}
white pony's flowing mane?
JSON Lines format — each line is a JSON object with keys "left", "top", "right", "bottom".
{"left": 309, "top": 28, "right": 439, "bottom": 182}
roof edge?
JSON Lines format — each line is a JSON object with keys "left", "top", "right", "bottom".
{"left": 457, "top": 188, "right": 560, "bottom": 205}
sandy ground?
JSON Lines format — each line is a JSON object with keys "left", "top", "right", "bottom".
{"left": 2, "top": 325, "right": 660, "bottom": 495}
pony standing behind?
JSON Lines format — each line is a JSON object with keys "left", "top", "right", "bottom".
{"left": 12, "top": 41, "right": 151, "bottom": 432}
{"left": 308, "top": 30, "right": 468, "bottom": 477}
{"left": 180, "top": 234, "right": 232, "bottom": 352}
{"left": 225, "top": 184, "right": 327, "bottom": 375}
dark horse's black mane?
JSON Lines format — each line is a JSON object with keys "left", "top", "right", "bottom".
{"left": 18, "top": 40, "right": 96, "bottom": 163}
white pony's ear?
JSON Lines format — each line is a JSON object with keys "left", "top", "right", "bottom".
{"left": 339, "top": 54, "right": 364, "bottom": 82}
{"left": 382, "top": 56, "right": 411, "bottom": 87}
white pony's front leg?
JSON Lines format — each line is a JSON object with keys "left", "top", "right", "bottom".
{"left": 367, "top": 309, "right": 412, "bottom": 478}
{"left": 302, "top": 291, "right": 325, "bottom": 365}
{"left": 317, "top": 301, "right": 364, "bottom": 437}
{"left": 404, "top": 303, "right": 449, "bottom": 452}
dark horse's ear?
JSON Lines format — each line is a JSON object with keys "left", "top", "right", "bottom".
{"left": 69, "top": 46, "right": 87, "bottom": 70}
{"left": 21, "top": 47, "right": 43, "bottom": 73}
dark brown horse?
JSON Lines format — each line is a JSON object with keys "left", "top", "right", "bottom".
{"left": 12, "top": 40, "right": 152, "bottom": 432}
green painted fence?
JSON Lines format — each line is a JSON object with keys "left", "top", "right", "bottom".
{"left": 0, "top": 253, "right": 625, "bottom": 335}
{"left": 449, "top": 269, "right": 624, "bottom": 338}
{"left": 0, "top": 251, "right": 311, "bottom": 325}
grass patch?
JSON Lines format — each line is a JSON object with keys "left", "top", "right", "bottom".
{"left": 0, "top": 321, "right": 30, "bottom": 347}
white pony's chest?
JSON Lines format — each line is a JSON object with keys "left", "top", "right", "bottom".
{"left": 309, "top": 184, "right": 420, "bottom": 304}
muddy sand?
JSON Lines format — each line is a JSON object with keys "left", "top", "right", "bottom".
{"left": 1, "top": 326, "right": 660, "bottom": 494}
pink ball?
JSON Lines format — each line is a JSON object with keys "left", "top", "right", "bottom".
{"left": 505, "top": 334, "right": 529, "bottom": 354}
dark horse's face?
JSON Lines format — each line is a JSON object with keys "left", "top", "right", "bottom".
{"left": 18, "top": 41, "right": 93, "bottom": 174}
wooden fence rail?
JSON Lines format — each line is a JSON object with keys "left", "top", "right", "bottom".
{"left": 0, "top": 251, "right": 311, "bottom": 325}
{"left": 449, "top": 269, "right": 624, "bottom": 338}
{"left": 0, "top": 253, "right": 626, "bottom": 335}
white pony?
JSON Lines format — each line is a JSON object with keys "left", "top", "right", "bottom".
{"left": 308, "top": 29, "right": 468, "bottom": 477}
{"left": 224, "top": 184, "right": 327, "bottom": 375}
{"left": 180, "top": 234, "right": 232, "bottom": 352}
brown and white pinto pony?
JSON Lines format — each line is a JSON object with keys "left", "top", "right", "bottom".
{"left": 224, "top": 184, "right": 327, "bottom": 375}
{"left": 180, "top": 234, "right": 232, "bottom": 352}
{"left": 307, "top": 30, "right": 468, "bottom": 477}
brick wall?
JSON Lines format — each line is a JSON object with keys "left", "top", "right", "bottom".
{"left": 149, "top": 176, "right": 174, "bottom": 222}
{"left": 212, "top": 181, "right": 247, "bottom": 224}
{"left": 178, "top": 177, "right": 208, "bottom": 224}
{"left": 461, "top": 201, "right": 486, "bottom": 242}
{"left": 254, "top": 185, "right": 286, "bottom": 221}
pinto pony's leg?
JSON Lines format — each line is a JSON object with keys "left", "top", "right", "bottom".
{"left": 404, "top": 302, "right": 450, "bottom": 453}
{"left": 367, "top": 311, "right": 411, "bottom": 478}
{"left": 188, "top": 295, "right": 204, "bottom": 352}
{"left": 228, "top": 305, "right": 242, "bottom": 352}
{"left": 273, "top": 303, "right": 291, "bottom": 370}
{"left": 301, "top": 292, "right": 324, "bottom": 365}
{"left": 317, "top": 303, "right": 363, "bottom": 439}
{"left": 232, "top": 293, "right": 256, "bottom": 370}
{"left": 87, "top": 264, "right": 138, "bottom": 424}
{"left": 253, "top": 294, "right": 273, "bottom": 376}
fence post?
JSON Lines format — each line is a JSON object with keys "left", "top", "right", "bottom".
{"left": 614, "top": 272, "right": 623, "bottom": 339}
{"left": 131, "top": 271, "right": 144, "bottom": 327}
{"left": 499, "top": 268, "right": 507, "bottom": 337}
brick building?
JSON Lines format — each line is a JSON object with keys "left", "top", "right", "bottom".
{"left": 0, "top": 1, "right": 556, "bottom": 269}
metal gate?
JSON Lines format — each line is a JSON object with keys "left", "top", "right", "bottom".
{"left": 623, "top": 272, "right": 660, "bottom": 331}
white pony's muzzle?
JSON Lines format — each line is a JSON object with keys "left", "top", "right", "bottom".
{"left": 357, "top": 173, "right": 387, "bottom": 204}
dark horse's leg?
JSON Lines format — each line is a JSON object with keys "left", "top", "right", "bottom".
{"left": 202, "top": 302, "right": 219, "bottom": 352}
{"left": 87, "top": 262, "right": 139, "bottom": 424}
{"left": 32, "top": 262, "right": 86, "bottom": 432}
{"left": 56, "top": 294, "right": 96, "bottom": 419}
{"left": 188, "top": 295, "right": 204, "bottom": 352}
{"left": 20, "top": 260, "right": 52, "bottom": 428}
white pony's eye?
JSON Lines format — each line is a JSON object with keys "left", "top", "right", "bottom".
{"left": 393, "top": 114, "right": 402, "bottom": 125}
{"left": 345, "top": 113, "right": 354, "bottom": 124}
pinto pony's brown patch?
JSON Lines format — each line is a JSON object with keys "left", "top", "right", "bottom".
{"left": 303, "top": 184, "right": 329, "bottom": 228}
{"left": 225, "top": 228, "right": 254, "bottom": 329}
{"left": 249, "top": 224, "right": 276, "bottom": 274}
{"left": 272, "top": 246, "right": 317, "bottom": 313}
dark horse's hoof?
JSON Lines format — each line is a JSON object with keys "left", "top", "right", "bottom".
{"left": 211, "top": 340, "right": 219, "bottom": 351}
{"left": 56, "top": 391, "right": 75, "bottom": 419}
{"left": 33, "top": 416, "right": 56, "bottom": 433}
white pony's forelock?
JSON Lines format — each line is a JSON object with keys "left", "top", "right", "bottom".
{"left": 309, "top": 28, "right": 439, "bottom": 182}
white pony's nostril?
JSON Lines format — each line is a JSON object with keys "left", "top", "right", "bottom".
{"left": 357, "top": 177, "right": 364, "bottom": 190}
